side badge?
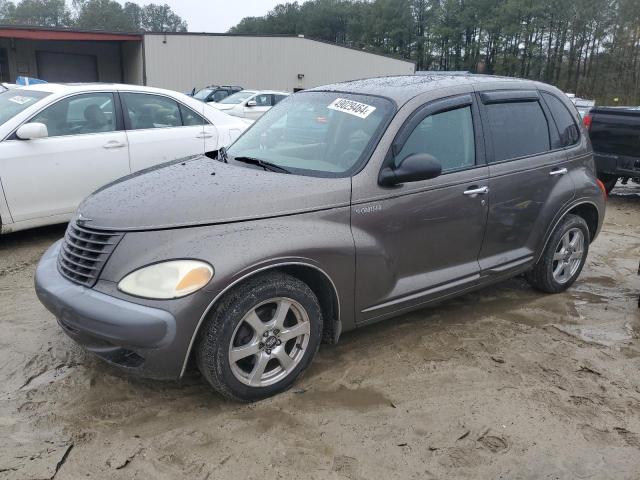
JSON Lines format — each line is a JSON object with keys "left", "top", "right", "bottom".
{"left": 354, "top": 204, "right": 382, "bottom": 215}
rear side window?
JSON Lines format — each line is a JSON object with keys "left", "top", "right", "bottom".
{"left": 179, "top": 104, "right": 209, "bottom": 126}
{"left": 541, "top": 92, "right": 580, "bottom": 147}
{"left": 395, "top": 106, "right": 475, "bottom": 173}
{"left": 122, "top": 93, "right": 181, "bottom": 130}
{"left": 484, "top": 101, "right": 550, "bottom": 162}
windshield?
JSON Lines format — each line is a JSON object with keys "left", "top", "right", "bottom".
{"left": 0, "top": 89, "right": 50, "bottom": 127}
{"left": 193, "top": 88, "right": 213, "bottom": 101}
{"left": 220, "top": 91, "right": 255, "bottom": 104}
{"left": 227, "top": 91, "right": 394, "bottom": 177}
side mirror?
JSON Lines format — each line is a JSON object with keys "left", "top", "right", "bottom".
{"left": 246, "top": 100, "right": 257, "bottom": 107}
{"left": 16, "top": 122, "right": 48, "bottom": 140}
{"left": 378, "top": 153, "right": 442, "bottom": 187}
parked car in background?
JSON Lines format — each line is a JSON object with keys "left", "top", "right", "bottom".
{"left": 191, "top": 85, "right": 243, "bottom": 103}
{"left": 0, "top": 83, "right": 250, "bottom": 234}
{"left": 35, "top": 75, "right": 605, "bottom": 401}
{"left": 583, "top": 106, "right": 640, "bottom": 193}
{"left": 574, "top": 99, "right": 595, "bottom": 118}
{"left": 209, "top": 90, "right": 290, "bottom": 120}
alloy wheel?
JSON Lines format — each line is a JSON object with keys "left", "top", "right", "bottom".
{"left": 228, "top": 297, "right": 311, "bottom": 387}
{"left": 552, "top": 227, "right": 585, "bottom": 284}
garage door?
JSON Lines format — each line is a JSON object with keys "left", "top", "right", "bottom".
{"left": 36, "top": 51, "right": 98, "bottom": 82}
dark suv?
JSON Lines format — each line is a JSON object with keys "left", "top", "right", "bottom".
{"left": 191, "top": 85, "right": 243, "bottom": 103}
{"left": 36, "top": 75, "right": 606, "bottom": 401}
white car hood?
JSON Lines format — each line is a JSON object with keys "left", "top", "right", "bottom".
{"left": 209, "top": 103, "right": 235, "bottom": 111}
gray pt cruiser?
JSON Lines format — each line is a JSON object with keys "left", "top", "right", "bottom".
{"left": 36, "top": 75, "right": 607, "bottom": 401}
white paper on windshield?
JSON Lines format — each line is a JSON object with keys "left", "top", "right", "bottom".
{"left": 327, "top": 98, "right": 376, "bottom": 119}
{"left": 8, "top": 96, "right": 33, "bottom": 105}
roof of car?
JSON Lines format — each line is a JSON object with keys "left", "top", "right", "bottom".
{"left": 252, "top": 90, "right": 290, "bottom": 95}
{"left": 309, "top": 74, "right": 537, "bottom": 106}
{"left": 11, "top": 82, "right": 193, "bottom": 97}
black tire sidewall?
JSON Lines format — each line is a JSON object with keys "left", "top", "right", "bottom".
{"left": 197, "top": 273, "right": 322, "bottom": 401}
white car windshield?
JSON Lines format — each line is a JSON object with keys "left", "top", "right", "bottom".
{"left": 227, "top": 91, "right": 394, "bottom": 177}
{"left": 193, "top": 88, "right": 213, "bottom": 101}
{"left": 219, "top": 91, "right": 255, "bottom": 104}
{"left": 0, "top": 89, "right": 50, "bottom": 127}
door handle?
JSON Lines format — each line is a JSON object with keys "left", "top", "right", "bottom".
{"left": 549, "top": 167, "right": 568, "bottom": 176}
{"left": 102, "top": 141, "right": 126, "bottom": 149}
{"left": 463, "top": 186, "right": 489, "bottom": 196}
{"left": 196, "top": 133, "right": 214, "bottom": 139}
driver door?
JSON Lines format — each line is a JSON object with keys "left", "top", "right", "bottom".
{"left": 0, "top": 91, "right": 130, "bottom": 223}
{"left": 351, "top": 94, "right": 489, "bottom": 324}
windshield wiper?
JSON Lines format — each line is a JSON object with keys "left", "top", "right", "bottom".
{"left": 233, "top": 156, "right": 291, "bottom": 174}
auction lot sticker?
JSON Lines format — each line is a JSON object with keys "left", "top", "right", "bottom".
{"left": 328, "top": 98, "right": 376, "bottom": 119}
{"left": 8, "top": 96, "right": 33, "bottom": 105}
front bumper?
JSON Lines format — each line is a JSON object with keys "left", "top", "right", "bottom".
{"left": 35, "top": 241, "right": 185, "bottom": 379}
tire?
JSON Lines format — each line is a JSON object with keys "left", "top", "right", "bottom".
{"left": 526, "top": 214, "right": 590, "bottom": 293}
{"left": 598, "top": 173, "right": 618, "bottom": 194}
{"left": 195, "top": 272, "right": 323, "bottom": 401}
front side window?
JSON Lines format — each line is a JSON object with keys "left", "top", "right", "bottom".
{"left": 0, "top": 89, "right": 50, "bottom": 127}
{"left": 395, "top": 106, "right": 475, "bottom": 173}
{"left": 30, "top": 92, "right": 115, "bottom": 137}
{"left": 254, "top": 94, "right": 274, "bottom": 107}
{"left": 227, "top": 91, "right": 394, "bottom": 177}
{"left": 212, "top": 90, "right": 229, "bottom": 102}
{"left": 541, "top": 92, "right": 580, "bottom": 147}
{"left": 485, "top": 101, "right": 550, "bottom": 162}
{"left": 122, "top": 93, "right": 181, "bottom": 130}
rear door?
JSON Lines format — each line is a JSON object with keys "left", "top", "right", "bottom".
{"left": 352, "top": 94, "right": 489, "bottom": 323}
{"left": 0, "top": 91, "right": 129, "bottom": 222}
{"left": 477, "top": 90, "right": 575, "bottom": 279}
{"left": 120, "top": 92, "right": 209, "bottom": 171}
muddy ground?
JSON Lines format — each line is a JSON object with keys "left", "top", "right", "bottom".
{"left": 1, "top": 185, "right": 639, "bottom": 480}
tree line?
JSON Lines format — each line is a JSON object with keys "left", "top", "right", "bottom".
{"left": 230, "top": 0, "right": 640, "bottom": 105}
{"left": 0, "top": 0, "right": 187, "bottom": 32}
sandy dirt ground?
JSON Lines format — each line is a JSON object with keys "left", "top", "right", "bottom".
{"left": 1, "top": 184, "right": 639, "bottom": 480}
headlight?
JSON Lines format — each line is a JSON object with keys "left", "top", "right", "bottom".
{"left": 118, "top": 260, "right": 213, "bottom": 299}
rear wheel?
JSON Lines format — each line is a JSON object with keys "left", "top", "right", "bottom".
{"left": 196, "top": 272, "right": 322, "bottom": 401}
{"left": 526, "top": 214, "right": 589, "bottom": 293}
{"left": 598, "top": 173, "right": 618, "bottom": 194}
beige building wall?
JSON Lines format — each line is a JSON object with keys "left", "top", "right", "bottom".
{"left": 143, "top": 34, "right": 415, "bottom": 92}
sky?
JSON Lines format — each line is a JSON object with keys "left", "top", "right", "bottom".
{"left": 118, "top": 0, "right": 286, "bottom": 33}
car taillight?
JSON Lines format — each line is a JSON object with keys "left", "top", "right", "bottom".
{"left": 582, "top": 113, "right": 592, "bottom": 130}
{"left": 596, "top": 179, "right": 607, "bottom": 200}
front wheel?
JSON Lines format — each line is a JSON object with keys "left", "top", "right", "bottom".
{"left": 526, "top": 214, "right": 590, "bottom": 293}
{"left": 195, "top": 272, "right": 322, "bottom": 401}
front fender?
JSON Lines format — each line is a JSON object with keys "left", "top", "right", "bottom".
{"left": 96, "top": 207, "right": 355, "bottom": 377}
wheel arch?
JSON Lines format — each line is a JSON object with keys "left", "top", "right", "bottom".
{"left": 179, "top": 261, "right": 341, "bottom": 378}
{"left": 536, "top": 200, "right": 600, "bottom": 264}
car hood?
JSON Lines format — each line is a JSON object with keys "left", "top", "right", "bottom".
{"left": 209, "top": 103, "right": 235, "bottom": 111}
{"left": 76, "top": 156, "right": 351, "bottom": 232}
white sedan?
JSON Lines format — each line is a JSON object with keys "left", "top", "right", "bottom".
{"left": 0, "top": 83, "right": 250, "bottom": 234}
{"left": 209, "top": 90, "right": 290, "bottom": 120}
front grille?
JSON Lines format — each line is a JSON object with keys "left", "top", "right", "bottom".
{"left": 57, "top": 222, "right": 123, "bottom": 287}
